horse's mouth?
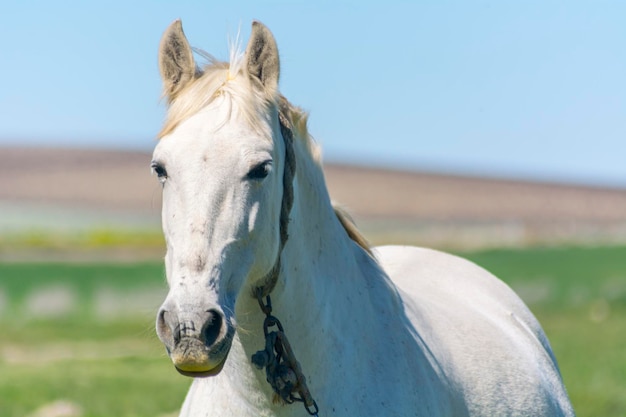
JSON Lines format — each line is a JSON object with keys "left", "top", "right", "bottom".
{"left": 169, "top": 331, "right": 233, "bottom": 378}
{"left": 175, "top": 353, "right": 228, "bottom": 377}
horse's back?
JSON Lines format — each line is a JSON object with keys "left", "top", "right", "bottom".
{"left": 374, "top": 245, "right": 575, "bottom": 417}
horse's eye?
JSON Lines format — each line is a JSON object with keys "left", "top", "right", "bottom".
{"left": 246, "top": 160, "right": 272, "bottom": 180}
{"left": 151, "top": 161, "right": 168, "bottom": 184}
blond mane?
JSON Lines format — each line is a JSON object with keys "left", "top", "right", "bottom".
{"left": 158, "top": 53, "right": 271, "bottom": 139}
{"left": 159, "top": 50, "right": 372, "bottom": 255}
{"left": 333, "top": 205, "right": 373, "bottom": 255}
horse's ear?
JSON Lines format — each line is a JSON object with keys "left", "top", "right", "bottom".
{"left": 159, "top": 19, "right": 196, "bottom": 102}
{"left": 245, "top": 21, "right": 280, "bottom": 93}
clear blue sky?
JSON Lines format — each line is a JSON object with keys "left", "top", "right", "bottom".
{"left": 1, "top": 1, "right": 624, "bottom": 186}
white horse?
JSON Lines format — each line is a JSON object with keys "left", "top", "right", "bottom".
{"left": 152, "top": 20, "right": 575, "bottom": 417}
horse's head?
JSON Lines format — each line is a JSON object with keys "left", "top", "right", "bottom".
{"left": 152, "top": 20, "right": 289, "bottom": 376}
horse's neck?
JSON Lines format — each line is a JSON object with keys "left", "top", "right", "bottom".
{"left": 221, "top": 150, "right": 405, "bottom": 415}
{"left": 248, "top": 151, "right": 400, "bottom": 380}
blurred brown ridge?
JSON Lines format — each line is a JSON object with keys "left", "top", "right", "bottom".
{"left": 2, "top": 146, "right": 626, "bottom": 250}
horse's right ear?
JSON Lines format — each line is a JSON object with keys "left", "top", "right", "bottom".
{"left": 159, "top": 19, "right": 196, "bottom": 102}
{"left": 245, "top": 21, "right": 280, "bottom": 94}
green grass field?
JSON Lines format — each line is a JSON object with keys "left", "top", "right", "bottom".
{"left": 1, "top": 246, "right": 625, "bottom": 416}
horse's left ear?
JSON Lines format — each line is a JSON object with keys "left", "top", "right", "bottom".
{"left": 245, "top": 21, "right": 280, "bottom": 93}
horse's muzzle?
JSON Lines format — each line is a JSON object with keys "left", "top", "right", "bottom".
{"left": 156, "top": 307, "right": 234, "bottom": 376}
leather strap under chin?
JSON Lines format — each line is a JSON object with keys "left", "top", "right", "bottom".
{"left": 254, "top": 100, "right": 295, "bottom": 298}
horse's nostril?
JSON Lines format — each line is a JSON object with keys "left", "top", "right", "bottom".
{"left": 203, "top": 309, "right": 223, "bottom": 346}
{"left": 157, "top": 309, "right": 178, "bottom": 348}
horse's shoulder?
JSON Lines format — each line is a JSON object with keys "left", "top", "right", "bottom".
{"left": 371, "top": 245, "right": 573, "bottom": 415}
